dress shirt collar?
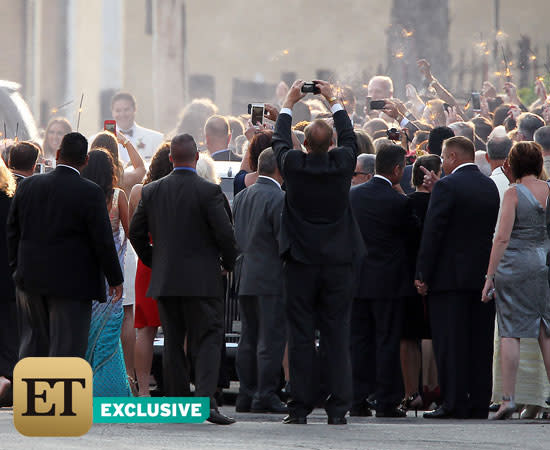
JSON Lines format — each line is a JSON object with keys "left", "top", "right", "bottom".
{"left": 210, "top": 149, "right": 228, "bottom": 158}
{"left": 258, "top": 175, "right": 282, "bottom": 190}
{"left": 451, "top": 162, "right": 476, "bottom": 174}
{"left": 57, "top": 164, "right": 80, "bottom": 175}
{"left": 173, "top": 166, "right": 197, "bottom": 173}
{"left": 491, "top": 166, "right": 504, "bottom": 177}
{"left": 373, "top": 174, "right": 393, "bottom": 187}
{"left": 13, "top": 173, "right": 26, "bottom": 179}
{"left": 119, "top": 122, "right": 136, "bottom": 135}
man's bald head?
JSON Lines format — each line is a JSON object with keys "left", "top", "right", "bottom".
{"left": 204, "top": 115, "right": 231, "bottom": 153}
{"left": 171, "top": 133, "right": 198, "bottom": 165}
{"left": 304, "top": 119, "right": 334, "bottom": 154}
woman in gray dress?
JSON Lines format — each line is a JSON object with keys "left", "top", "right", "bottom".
{"left": 482, "top": 142, "right": 550, "bottom": 420}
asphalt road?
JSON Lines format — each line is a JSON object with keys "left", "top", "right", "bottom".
{"left": 1, "top": 406, "right": 549, "bottom": 450}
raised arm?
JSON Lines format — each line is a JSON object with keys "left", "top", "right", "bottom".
{"left": 271, "top": 80, "right": 306, "bottom": 171}
{"left": 118, "top": 131, "right": 146, "bottom": 193}
{"left": 6, "top": 189, "right": 20, "bottom": 275}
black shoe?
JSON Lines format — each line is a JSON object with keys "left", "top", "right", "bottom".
{"left": 488, "top": 403, "right": 500, "bottom": 413}
{"left": 375, "top": 407, "right": 407, "bottom": 418}
{"left": 282, "top": 414, "right": 307, "bottom": 424}
{"left": 349, "top": 402, "right": 373, "bottom": 417}
{"left": 423, "top": 406, "right": 453, "bottom": 419}
{"left": 207, "top": 409, "right": 236, "bottom": 425}
{"left": 251, "top": 396, "right": 289, "bottom": 414}
{"left": 328, "top": 416, "right": 347, "bottom": 425}
{"left": 235, "top": 394, "right": 252, "bottom": 413}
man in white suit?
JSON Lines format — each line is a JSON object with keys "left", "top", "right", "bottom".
{"left": 110, "top": 92, "right": 164, "bottom": 162}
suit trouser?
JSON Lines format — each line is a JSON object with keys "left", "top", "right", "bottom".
{"left": 429, "top": 291, "right": 495, "bottom": 417}
{"left": 284, "top": 260, "right": 353, "bottom": 418}
{"left": 157, "top": 296, "right": 224, "bottom": 406}
{"left": 16, "top": 288, "right": 92, "bottom": 358}
{"left": 350, "top": 298, "right": 377, "bottom": 407}
{"left": 0, "top": 301, "right": 19, "bottom": 378}
{"left": 354, "top": 297, "right": 404, "bottom": 411}
{"left": 236, "top": 295, "right": 286, "bottom": 403}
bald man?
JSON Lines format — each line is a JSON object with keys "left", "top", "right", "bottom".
{"left": 272, "top": 80, "right": 364, "bottom": 425}
{"left": 205, "top": 115, "right": 241, "bottom": 161}
{"left": 129, "top": 133, "right": 238, "bottom": 425}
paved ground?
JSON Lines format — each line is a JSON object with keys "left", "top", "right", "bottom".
{"left": 1, "top": 406, "right": 549, "bottom": 450}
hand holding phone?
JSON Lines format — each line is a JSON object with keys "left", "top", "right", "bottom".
{"left": 301, "top": 82, "right": 320, "bottom": 95}
{"left": 249, "top": 103, "right": 265, "bottom": 126}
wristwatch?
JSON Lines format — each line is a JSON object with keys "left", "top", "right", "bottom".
{"left": 328, "top": 96, "right": 338, "bottom": 103}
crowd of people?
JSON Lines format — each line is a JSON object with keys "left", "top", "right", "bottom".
{"left": 1, "top": 57, "right": 550, "bottom": 425}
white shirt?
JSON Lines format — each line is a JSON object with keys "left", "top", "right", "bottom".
{"left": 258, "top": 175, "right": 282, "bottom": 190}
{"left": 373, "top": 174, "right": 392, "bottom": 187}
{"left": 57, "top": 164, "right": 80, "bottom": 175}
{"left": 490, "top": 166, "right": 511, "bottom": 236}
{"left": 280, "top": 103, "right": 344, "bottom": 117}
{"left": 89, "top": 122, "right": 164, "bottom": 164}
{"left": 451, "top": 162, "right": 477, "bottom": 174}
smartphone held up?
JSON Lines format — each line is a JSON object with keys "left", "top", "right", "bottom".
{"left": 104, "top": 119, "right": 116, "bottom": 135}
{"left": 247, "top": 103, "right": 265, "bottom": 126}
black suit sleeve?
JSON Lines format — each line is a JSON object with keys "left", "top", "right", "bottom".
{"left": 6, "top": 190, "right": 20, "bottom": 275}
{"left": 205, "top": 185, "right": 238, "bottom": 272}
{"left": 332, "top": 109, "right": 358, "bottom": 170}
{"left": 86, "top": 188, "right": 124, "bottom": 286}
{"left": 129, "top": 197, "right": 153, "bottom": 268}
{"left": 416, "top": 180, "right": 454, "bottom": 283}
{"left": 272, "top": 112, "right": 293, "bottom": 173}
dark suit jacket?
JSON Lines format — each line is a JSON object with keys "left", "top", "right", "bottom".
{"left": 416, "top": 164, "right": 499, "bottom": 293}
{"left": 272, "top": 108, "right": 364, "bottom": 264}
{"left": 0, "top": 191, "right": 14, "bottom": 302}
{"left": 7, "top": 166, "right": 123, "bottom": 301}
{"left": 399, "top": 164, "right": 415, "bottom": 195}
{"left": 129, "top": 169, "right": 238, "bottom": 299}
{"left": 350, "top": 177, "right": 420, "bottom": 299}
{"left": 211, "top": 149, "right": 242, "bottom": 162}
{"left": 233, "top": 176, "right": 284, "bottom": 296}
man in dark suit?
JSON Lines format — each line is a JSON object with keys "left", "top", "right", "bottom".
{"left": 7, "top": 132, "right": 123, "bottom": 359}
{"left": 272, "top": 80, "right": 363, "bottom": 425}
{"left": 129, "top": 133, "right": 238, "bottom": 425}
{"left": 415, "top": 136, "right": 499, "bottom": 419}
{"left": 205, "top": 115, "right": 242, "bottom": 162}
{"left": 350, "top": 144, "right": 420, "bottom": 417}
{"left": 8, "top": 141, "right": 39, "bottom": 183}
{"left": 232, "top": 148, "right": 287, "bottom": 414}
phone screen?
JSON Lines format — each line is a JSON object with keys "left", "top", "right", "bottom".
{"left": 104, "top": 122, "right": 116, "bottom": 134}
{"left": 251, "top": 105, "right": 264, "bottom": 126}
{"left": 471, "top": 93, "right": 481, "bottom": 111}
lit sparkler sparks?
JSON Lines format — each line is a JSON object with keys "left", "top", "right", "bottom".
{"left": 402, "top": 29, "right": 414, "bottom": 38}
{"left": 395, "top": 52, "right": 404, "bottom": 59}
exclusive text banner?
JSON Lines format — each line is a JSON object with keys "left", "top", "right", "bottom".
{"left": 94, "top": 397, "right": 210, "bottom": 423}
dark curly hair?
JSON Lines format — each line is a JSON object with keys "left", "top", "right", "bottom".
{"left": 144, "top": 141, "right": 173, "bottom": 185}
{"left": 81, "top": 149, "right": 116, "bottom": 203}
{"left": 248, "top": 130, "right": 273, "bottom": 172}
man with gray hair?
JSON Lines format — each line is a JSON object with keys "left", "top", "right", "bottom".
{"left": 516, "top": 113, "right": 545, "bottom": 141}
{"left": 534, "top": 126, "right": 550, "bottom": 176}
{"left": 232, "top": 148, "right": 287, "bottom": 415}
{"left": 449, "top": 122, "right": 475, "bottom": 142}
{"left": 486, "top": 135, "right": 513, "bottom": 227}
{"left": 351, "top": 154, "right": 376, "bottom": 186}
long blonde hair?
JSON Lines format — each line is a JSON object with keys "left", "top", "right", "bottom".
{"left": 196, "top": 152, "right": 221, "bottom": 184}
{"left": 0, "top": 156, "right": 16, "bottom": 197}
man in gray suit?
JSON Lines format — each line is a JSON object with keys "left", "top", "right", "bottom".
{"left": 232, "top": 148, "right": 288, "bottom": 414}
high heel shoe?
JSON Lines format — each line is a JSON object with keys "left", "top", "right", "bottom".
{"left": 399, "top": 392, "right": 423, "bottom": 417}
{"left": 490, "top": 396, "right": 516, "bottom": 420}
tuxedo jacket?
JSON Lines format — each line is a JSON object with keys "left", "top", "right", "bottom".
{"left": 416, "top": 164, "right": 499, "bottom": 293}
{"left": 129, "top": 169, "right": 238, "bottom": 299}
{"left": 7, "top": 166, "right": 123, "bottom": 301}
{"left": 233, "top": 176, "right": 284, "bottom": 296}
{"left": 211, "top": 149, "right": 242, "bottom": 162}
{"left": 350, "top": 177, "right": 420, "bottom": 299}
{"left": 272, "top": 109, "right": 365, "bottom": 265}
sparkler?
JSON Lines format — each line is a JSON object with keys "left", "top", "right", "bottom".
{"left": 14, "top": 123, "right": 18, "bottom": 142}
{"left": 527, "top": 47, "right": 550, "bottom": 75}
{"left": 50, "top": 99, "right": 74, "bottom": 115}
{"left": 501, "top": 46, "right": 512, "bottom": 81}
{"left": 76, "top": 93, "right": 84, "bottom": 132}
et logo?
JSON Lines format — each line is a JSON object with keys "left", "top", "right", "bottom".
{"left": 13, "top": 357, "right": 93, "bottom": 436}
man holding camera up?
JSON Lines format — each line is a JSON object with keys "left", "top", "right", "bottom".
{"left": 272, "top": 80, "right": 364, "bottom": 425}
